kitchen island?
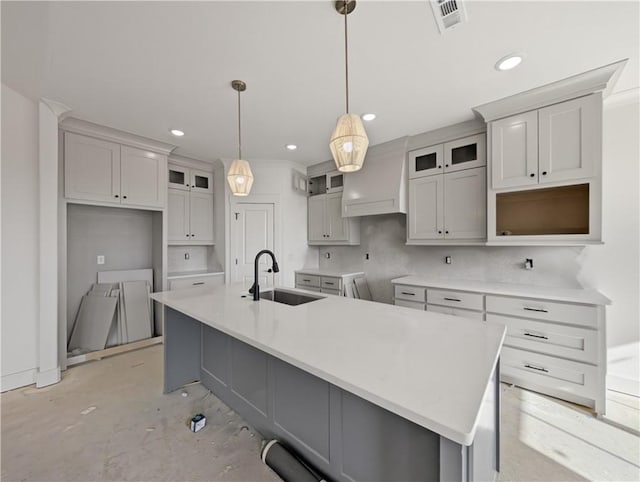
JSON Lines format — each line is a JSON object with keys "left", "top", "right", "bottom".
{"left": 151, "top": 284, "right": 506, "bottom": 482}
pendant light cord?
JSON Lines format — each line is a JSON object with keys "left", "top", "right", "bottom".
{"left": 344, "top": 2, "right": 350, "bottom": 114}
{"left": 237, "top": 89, "right": 242, "bottom": 160}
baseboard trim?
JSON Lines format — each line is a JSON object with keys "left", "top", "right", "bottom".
{"left": 36, "top": 366, "right": 61, "bottom": 388}
{"left": 607, "top": 374, "right": 640, "bottom": 397}
{"left": 1, "top": 368, "right": 37, "bottom": 392}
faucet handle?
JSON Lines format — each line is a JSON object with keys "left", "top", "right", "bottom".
{"left": 248, "top": 283, "right": 256, "bottom": 294}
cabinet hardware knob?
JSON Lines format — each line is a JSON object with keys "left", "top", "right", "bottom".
{"left": 445, "top": 164, "right": 449, "bottom": 168}
{"left": 438, "top": 165, "right": 442, "bottom": 169}
{"left": 542, "top": 171, "right": 547, "bottom": 176}
{"left": 438, "top": 230, "right": 442, "bottom": 234}
{"left": 123, "top": 195, "right": 127, "bottom": 199}
{"left": 186, "top": 234, "right": 189, "bottom": 238}
{"left": 114, "top": 194, "right": 119, "bottom": 198}
{"left": 191, "top": 234, "right": 195, "bottom": 237}
{"left": 530, "top": 173, "right": 535, "bottom": 178}
{"left": 445, "top": 230, "right": 449, "bottom": 234}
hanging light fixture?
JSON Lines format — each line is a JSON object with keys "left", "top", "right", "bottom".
{"left": 227, "top": 80, "right": 254, "bottom": 196}
{"left": 329, "top": 0, "right": 369, "bottom": 173}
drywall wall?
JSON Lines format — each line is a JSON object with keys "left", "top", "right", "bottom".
{"left": 66, "top": 204, "right": 155, "bottom": 341}
{"left": 168, "top": 246, "right": 222, "bottom": 273}
{"left": 1, "top": 84, "right": 40, "bottom": 390}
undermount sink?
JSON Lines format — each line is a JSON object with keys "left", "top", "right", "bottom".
{"left": 259, "top": 289, "right": 325, "bottom": 306}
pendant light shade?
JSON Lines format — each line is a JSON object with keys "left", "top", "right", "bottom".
{"left": 330, "top": 113, "right": 369, "bottom": 172}
{"left": 330, "top": 0, "right": 368, "bottom": 173}
{"left": 227, "top": 79, "right": 254, "bottom": 196}
{"left": 227, "top": 158, "right": 254, "bottom": 196}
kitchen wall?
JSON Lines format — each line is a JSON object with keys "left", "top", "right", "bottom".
{"left": 1, "top": 84, "right": 40, "bottom": 390}
{"left": 319, "top": 94, "right": 640, "bottom": 387}
{"left": 167, "top": 246, "right": 222, "bottom": 274}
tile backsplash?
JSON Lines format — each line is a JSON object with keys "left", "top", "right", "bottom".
{"left": 318, "top": 214, "right": 586, "bottom": 304}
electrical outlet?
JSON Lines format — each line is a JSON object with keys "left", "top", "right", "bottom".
{"left": 325, "top": 252, "right": 331, "bottom": 259}
{"left": 525, "top": 258, "right": 534, "bottom": 270}
{"left": 97, "top": 255, "right": 105, "bottom": 265}
{"left": 445, "top": 256, "right": 452, "bottom": 265}
{"left": 365, "top": 253, "right": 370, "bottom": 260}
{"left": 184, "top": 252, "right": 190, "bottom": 260}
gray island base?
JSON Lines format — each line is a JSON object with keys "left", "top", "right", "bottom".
{"left": 163, "top": 306, "right": 500, "bottom": 482}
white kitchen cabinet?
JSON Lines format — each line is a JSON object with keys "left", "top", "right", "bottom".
{"left": 295, "top": 270, "right": 365, "bottom": 297}
{"left": 168, "top": 273, "right": 224, "bottom": 290}
{"left": 168, "top": 164, "right": 190, "bottom": 191}
{"left": 168, "top": 188, "right": 214, "bottom": 244}
{"left": 168, "top": 164, "right": 213, "bottom": 194}
{"left": 490, "top": 94, "right": 599, "bottom": 190}
{"left": 65, "top": 132, "right": 167, "bottom": 209}
{"left": 443, "top": 134, "right": 486, "bottom": 174}
{"left": 408, "top": 167, "right": 485, "bottom": 242}
{"left": 409, "top": 144, "right": 444, "bottom": 179}
{"left": 307, "top": 192, "right": 360, "bottom": 245}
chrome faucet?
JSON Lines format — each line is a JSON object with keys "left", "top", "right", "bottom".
{"left": 248, "top": 250, "right": 280, "bottom": 301}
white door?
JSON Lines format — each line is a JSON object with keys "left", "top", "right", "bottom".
{"left": 326, "top": 192, "right": 348, "bottom": 241}
{"left": 232, "top": 203, "right": 275, "bottom": 290}
{"left": 64, "top": 132, "right": 121, "bottom": 203}
{"left": 308, "top": 195, "right": 326, "bottom": 242}
{"left": 120, "top": 146, "right": 166, "bottom": 208}
{"left": 490, "top": 111, "right": 538, "bottom": 189}
{"left": 444, "top": 167, "right": 486, "bottom": 239}
{"left": 538, "top": 94, "right": 598, "bottom": 184}
{"left": 167, "top": 188, "right": 190, "bottom": 243}
{"left": 408, "top": 176, "right": 444, "bottom": 240}
{"left": 190, "top": 192, "right": 214, "bottom": 243}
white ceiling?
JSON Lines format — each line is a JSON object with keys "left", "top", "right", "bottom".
{"left": 2, "top": 1, "right": 638, "bottom": 165}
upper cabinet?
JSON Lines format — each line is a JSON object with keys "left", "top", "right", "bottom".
{"left": 168, "top": 164, "right": 213, "bottom": 194}
{"left": 64, "top": 131, "right": 167, "bottom": 209}
{"left": 491, "top": 95, "right": 599, "bottom": 190}
{"left": 308, "top": 192, "right": 360, "bottom": 245}
{"left": 409, "top": 134, "right": 485, "bottom": 179}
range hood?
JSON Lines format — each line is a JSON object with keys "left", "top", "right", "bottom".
{"left": 342, "top": 136, "right": 408, "bottom": 217}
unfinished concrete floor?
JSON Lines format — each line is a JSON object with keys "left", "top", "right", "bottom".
{"left": 2, "top": 345, "right": 639, "bottom": 481}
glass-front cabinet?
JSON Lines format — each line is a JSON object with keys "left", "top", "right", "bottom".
{"left": 409, "top": 134, "right": 485, "bottom": 179}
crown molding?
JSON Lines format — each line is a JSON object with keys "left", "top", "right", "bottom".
{"left": 60, "top": 117, "right": 176, "bottom": 155}
{"left": 473, "top": 59, "right": 628, "bottom": 122}
{"left": 41, "top": 98, "right": 71, "bottom": 120}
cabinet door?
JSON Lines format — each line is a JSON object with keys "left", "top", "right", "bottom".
{"left": 189, "top": 192, "right": 214, "bottom": 243}
{"left": 326, "top": 192, "right": 348, "bottom": 241}
{"left": 444, "top": 134, "right": 486, "bottom": 173}
{"left": 538, "top": 94, "right": 598, "bottom": 184}
{"left": 408, "top": 176, "right": 444, "bottom": 240}
{"left": 444, "top": 167, "right": 486, "bottom": 239}
{"left": 168, "top": 164, "right": 190, "bottom": 191}
{"left": 491, "top": 111, "right": 538, "bottom": 189}
{"left": 167, "top": 189, "right": 190, "bottom": 243}
{"left": 308, "top": 195, "right": 327, "bottom": 242}
{"left": 190, "top": 169, "right": 214, "bottom": 194}
{"left": 120, "top": 146, "right": 166, "bottom": 208}
{"left": 408, "top": 144, "right": 444, "bottom": 179}
{"left": 326, "top": 171, "right": 344, "bottom": 193}
{"left": 65, "top": 132, "right": 121, "bottom": 203}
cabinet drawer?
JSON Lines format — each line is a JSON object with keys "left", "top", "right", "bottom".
{"left": 295, "top": 274, "right": 321, "bottom": 288}
{"left": 427, "top": 304, "right": 484, "bottom": 321}
{"left": 427, "top": 289, "right": 484, "bottom": 311}
{"left": 321, "top": 288, "right": 341, "bottom": 296}
{"left": 169, "top": 275, "right": 223, "bottom": 291}
{"left": 321, "top": 277, "right": 342, "bottom": 291}
{"left": 394, "top": 299, "right": 425, "bottom": 311}
{"left": 488, "top": 314, "right": 597, "bottom": 364}
{"left": 486, "top": 295, "right": 598, "bottom": 328}
{"left": 394, "top": 285, "right": 426, "bottom": 303}
{"left": 500, "top": 346, "right": 597, "bottom": 401}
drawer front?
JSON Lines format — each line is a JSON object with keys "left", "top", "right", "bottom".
{"left": 295, "top": 273, "right": 321, "bottom": 288}
{"left": 488, "top": 314, "right": 598, "bottom": 364}
{"left": 321, "top": 276, "right": 342, "bottom": 291}
{"left": 169, "top": 275, "right": 223, "bottom": 291}
{"left": 486, "top": 295, "right": 598, "bottom": 328}
{"left": 500, "top": 346, "right": 597, "bottom": 400}
{"left": 297, "top": 286, "right": 321, "bottom": 293}
{"left": 394, "top": 285, "right": 426, "bottom": 303}
{"left": 427, "top": 304, "right": 484, "bottom": 321}
{"left": 427, "top": 289, "right": 484, "bottom": 311}
{"left": 321, "top": 288, "right": 341, "bottom": 296}
{"left": 395, "top": 299, "right": 426, "bottom": 311}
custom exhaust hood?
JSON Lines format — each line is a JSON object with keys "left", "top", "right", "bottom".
{"left": 341, "top": 136, "right": 409, "bottom": 217}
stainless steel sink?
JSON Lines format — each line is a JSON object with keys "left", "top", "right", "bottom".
{"left": 259, "top": 289, "right": 324, "bottom": 306}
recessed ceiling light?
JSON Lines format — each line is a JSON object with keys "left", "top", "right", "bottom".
{"left": 495, "top": 53, "right": 524, "bottom": 71}
{"left": 362, "top": 113, "right": 376, "bottom": 122}
{"left": 170, "top": 129, "right": 185, "bottom": 137}
{"left": 285, "top": 144, "right": 297, "bottom": 151}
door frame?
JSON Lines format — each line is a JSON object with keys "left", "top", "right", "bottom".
{"left": 226, "top": 194, "right": 282, "bottom": 287}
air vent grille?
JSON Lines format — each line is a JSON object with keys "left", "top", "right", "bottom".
{"left": 430, "top": 0, "right": 467, "bottom": 33}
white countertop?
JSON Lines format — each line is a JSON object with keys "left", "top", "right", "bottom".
{"left": 391, "top": 276, "right": 611, "bottom": 306}
{"left": 167, "top": 270, "right": 224, "bottom": 280}
{"left": 295, "top": 268, "right": 364, "bottom": 278}
{"left": 151, "top": 283, "right": 506, "bottom": 445}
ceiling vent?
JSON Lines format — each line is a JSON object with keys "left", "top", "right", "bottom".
{"left": 430, "top": 0, "right": 467, "bottom": 33}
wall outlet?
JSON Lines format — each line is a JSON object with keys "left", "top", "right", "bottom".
{"left": 97, "top": 255, "right": 105, "bottom": 265}
{"left": 365, "top": 253, "right": 370, "bottom": 260}
{"left": 184, "top": 252, "right": 190, "bottom": 260}
{"left": 525, "top": 258, "right": 534, "bottom": 270}
{"left": 324, "top": 252, "right": 331, "bottom": 259}
{"left": 445, "top": 256, "right": 452, "bottom": 265}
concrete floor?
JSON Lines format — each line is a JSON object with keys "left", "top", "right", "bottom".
{"left": 2, "top": 345, "right": 639, "bottom": 481}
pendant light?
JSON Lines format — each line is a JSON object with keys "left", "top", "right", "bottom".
{"left": 329, "top": 0, "right": 369, "bottom": 173}
{"left": 227, "top": 80, "right": 254, "bottom": 196}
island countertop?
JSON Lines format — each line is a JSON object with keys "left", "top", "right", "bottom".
{"left": 151, "top": 283, "right": 506, "bottom": 445}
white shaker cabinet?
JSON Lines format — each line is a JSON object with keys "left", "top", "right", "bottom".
{"left": 307, "top": 192, "right": 360, "bottom": 245}
{"left": 167, "top": 188, "right": 214, "bottom": 245}
{"left": 408, "top": 175, "right": 444, "bottom": 239}
{"left": 444, "top": 167, "right": 486, "bottom": 239}
{"left": 307, "top": 195, "right": 327, "bottom": 243}
{"left": 167, "top": 189, "right": 191, "bottom": 242}
{"left": 189, "top": 191, "right": 214, "bottom": 242}
{"left": 65, "top": 132, "right": 167, "bottom": 209}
